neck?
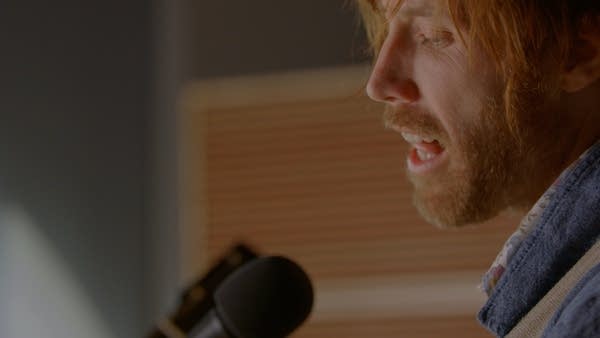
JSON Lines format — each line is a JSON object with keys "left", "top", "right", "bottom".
{"left": 509, "top": 80, "right": 600, "bottom": 215}
{"left": 559, "top": 80, "right": 600, "bottom": 167}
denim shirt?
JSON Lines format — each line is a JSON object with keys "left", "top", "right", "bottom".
{"left": 478, "top": 141, "right": 600, "bottom": 337}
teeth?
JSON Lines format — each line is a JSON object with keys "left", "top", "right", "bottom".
{"left": 401, "top": 132, "right": 423, "bottom": 144}
{"left": 417, "top": 149, "right": 435, "bottom": 161}
{"left": 401, "top": 132, "right": 435, "bottom": 144}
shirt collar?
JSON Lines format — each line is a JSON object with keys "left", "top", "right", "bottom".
{"left": 478, "top": 140, "right": 600, "bottom": 336}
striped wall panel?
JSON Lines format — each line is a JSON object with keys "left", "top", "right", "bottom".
{"left": 180, "top": 66, "right": 516, "bottom": 337}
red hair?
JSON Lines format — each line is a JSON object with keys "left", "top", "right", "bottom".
{"left": 356, "top": 0, "right": 600, "bottom": 133}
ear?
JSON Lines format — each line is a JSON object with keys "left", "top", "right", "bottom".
{"left": 561, "top": 16, "right": 600, "bottom": 93}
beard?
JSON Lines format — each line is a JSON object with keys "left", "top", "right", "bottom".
{"left": 383, "top": 95, "right": 549, "bottom": 229}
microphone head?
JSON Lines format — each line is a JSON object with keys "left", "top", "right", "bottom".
{"left": 214, "top": 256, "right": 314, "bottom": 338}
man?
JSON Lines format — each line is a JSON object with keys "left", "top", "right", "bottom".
{"left": 356, "top": 0, "right": 600, "bottom": 336}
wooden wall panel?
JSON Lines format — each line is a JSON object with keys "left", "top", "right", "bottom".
{"left": 181, "top": 66, "right": 515, "bottom": 337}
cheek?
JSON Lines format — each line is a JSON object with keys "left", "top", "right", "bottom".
{"left": 415, "top": 53, "right": 480, "bottom": 143}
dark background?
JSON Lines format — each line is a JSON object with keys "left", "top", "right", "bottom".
{"left": 0, "top": 1, "right": 367, "bottom": 336}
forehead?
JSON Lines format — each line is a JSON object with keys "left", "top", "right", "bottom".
{"left": 379, "top": 0, "right": 448, "bottom": 20}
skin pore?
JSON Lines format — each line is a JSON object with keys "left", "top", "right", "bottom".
{"left": 366, "top": 0, "right": 600, "bottom": 228}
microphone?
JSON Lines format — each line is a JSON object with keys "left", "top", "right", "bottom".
{"left": 191, "top": 256, "right": 314, "bottom": 338}
{"left": 148, "top": 244, "right": 259, "bottom": 338}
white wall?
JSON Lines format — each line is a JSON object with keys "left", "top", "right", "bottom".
{"left": 0, "top": 1, "right": 152, "bottom": 336}
{"left": 0, "top": 206, "right": 115, "bottom": 338}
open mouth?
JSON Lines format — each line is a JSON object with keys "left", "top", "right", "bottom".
{"left": 401, "top": 131, "right": 448, "bottom": 174}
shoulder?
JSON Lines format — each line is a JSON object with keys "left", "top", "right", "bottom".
{"left": 543, "top": 263, "right": 600, "bottom": 338}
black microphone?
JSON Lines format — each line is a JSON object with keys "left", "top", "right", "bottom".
{"left": 147, "top": 244, "right": 259, "bottom": 338}
{"left": 190, "top": 256, "right": 314, "bottom": 338}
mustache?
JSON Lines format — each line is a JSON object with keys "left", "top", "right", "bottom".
{"left": 382, "top": 105, "right": 446, "bottom": 140}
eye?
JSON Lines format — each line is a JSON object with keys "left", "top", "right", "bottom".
{"left": 417, "top": 30, "right": 454, "bottom": 48}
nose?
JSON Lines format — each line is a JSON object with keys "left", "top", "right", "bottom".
{"left": 366, "top": 35, "right": 420, "bottom": 104}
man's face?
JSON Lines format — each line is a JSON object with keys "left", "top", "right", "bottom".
{"left": 367, "top": 0, "right": 557, "bottom": 227}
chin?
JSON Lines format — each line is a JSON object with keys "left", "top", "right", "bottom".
{"left": 414, "top": 197, "right": 499, "bottom": 229}
{"left": 413, "top": 197, "right": 466, "bottom": 229}
{"left": 410, "top": 177, "right": 504, "bottom": 229}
